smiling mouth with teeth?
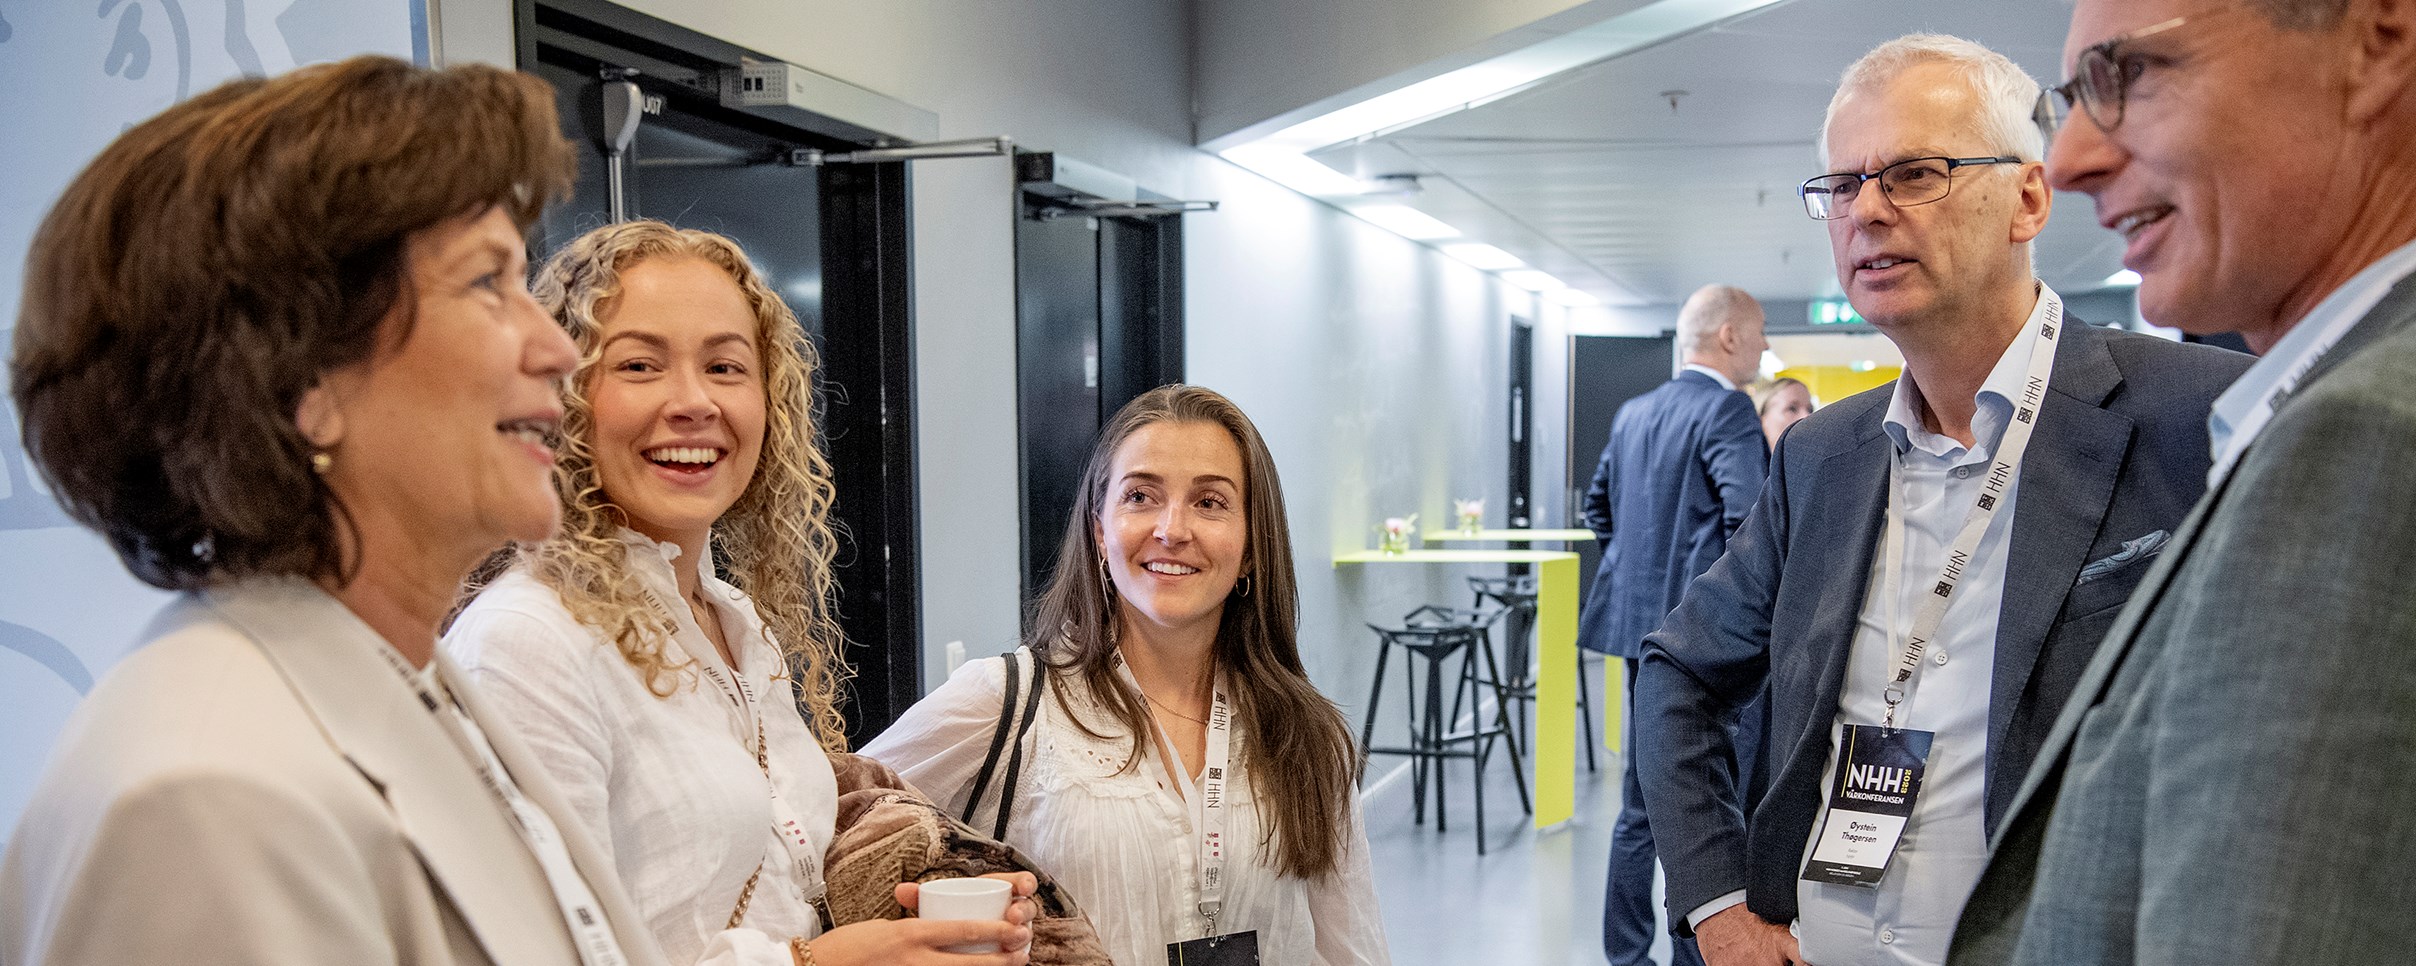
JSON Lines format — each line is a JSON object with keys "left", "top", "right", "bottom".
{"left": 1144, "top": 561, "right": 1200, "bottom": 576}
{"left": 1861, "top": 257, "right": 1909, "bottom": 270}
{"left": 499, "top": 419, "right": 560, "bottom": 451}
{"left": 2114, "top": 208, "right": 2171, "bottom": 239}
{"left": 646, "top": 446, "right": 723, "bottom": 469}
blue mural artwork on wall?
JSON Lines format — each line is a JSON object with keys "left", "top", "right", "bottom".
{"left": 0, "top": 0, "right": 418, "bottom": 844}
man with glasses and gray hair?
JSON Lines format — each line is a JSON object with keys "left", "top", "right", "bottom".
{"left": 1949, "top": 0, "right": 2416, "bottom": 962}
{"left": 1632, "top": 34, "right": 2248, "bottom": 966}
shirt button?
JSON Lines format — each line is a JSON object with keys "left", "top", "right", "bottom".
{"left": 1933, "top": 649, "right": 1950, "bottom": 666}
{"left": 1953, "top": 466, "right": 1974, "bottom": 479}
{"left": 1881, "top": 928, "right": 1897, "bottom": 944}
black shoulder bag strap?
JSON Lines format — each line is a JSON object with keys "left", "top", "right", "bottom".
{"left": 960, "top": 650, "right": 1046, "bottom": 839}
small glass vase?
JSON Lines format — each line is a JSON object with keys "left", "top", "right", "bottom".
{"left": 1379, "top": 531, "right": 1410, "bottom": 555}
{"left": 1458, "top": 513, "right": 1483, "bottom": 535}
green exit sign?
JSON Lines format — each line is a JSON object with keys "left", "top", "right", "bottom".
{"left": 1809, "top": 300, "right": 1864, "bottom": 325}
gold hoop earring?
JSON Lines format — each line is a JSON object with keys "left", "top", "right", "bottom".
{"left": 1234, "top": 572, "right": 1252, "bottom": 598}
{"left": 310, "top": 451, "right": 333, "bottom": 475}
{"left": 1097, "top": 554, "right": 1115, "bottom": 600}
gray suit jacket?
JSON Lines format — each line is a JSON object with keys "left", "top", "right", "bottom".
{"left": 0, "top": 579, "right": 669, "bottom": 966}
{"left": 1950, "top": 276, "right": 2416, "bottom": 966}
{"left": 1637, "top": 319, "right": 2252, "bottom": 931}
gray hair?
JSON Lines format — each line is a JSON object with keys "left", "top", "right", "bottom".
{"left": 1820, "top": 34, "right": 2045, "bottom": 169}
{"left": 1676, "top": 284, "right": 1761, "bottom": 356}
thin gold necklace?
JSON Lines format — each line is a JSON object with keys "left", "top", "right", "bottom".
{"left": 1143, "top": 690, "right": 1208, "bottom": 726}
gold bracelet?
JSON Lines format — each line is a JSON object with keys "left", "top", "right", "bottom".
{"left": 788, "top": 935, "right": 816, "bottom": 966}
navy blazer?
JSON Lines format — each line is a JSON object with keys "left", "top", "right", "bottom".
{"left": 1634, "top": 320, "right": 2252, "bottom": 932}
{"left": 1579, "top": 369, "right": 1768, "bottom": 659}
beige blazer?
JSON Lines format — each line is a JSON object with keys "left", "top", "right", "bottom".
{"left": 0, "top": 579, "right": 669, "bottom": 966}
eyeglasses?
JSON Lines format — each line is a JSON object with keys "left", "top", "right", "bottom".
{"left": 1798, "top": 156, "right": 2023, "bottom": 220}
{"left": 2044, "top": 12, "right": 2219, "bottom": 133}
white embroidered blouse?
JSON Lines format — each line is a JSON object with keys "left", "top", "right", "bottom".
{"left": 444, "top": 531, "right": 836, "bottom": 966}
{"left": 862, "top": 649, "right": 1391, "bottom": 966}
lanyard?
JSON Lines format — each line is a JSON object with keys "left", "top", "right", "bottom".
{"left": 1115, "top": 658, "right": 1234, "bottom": 934}
{"left": 372, "top": 647, "right": 630, "bottom": 966}
{"left": 1877, "top": 295, "right": 2062, "bottom": 729}
{"left": 2207, "top": 311, "right": 2370, "bottom": 492}
{"left": 640, "top": 579, "right": 828, "bottom": 925}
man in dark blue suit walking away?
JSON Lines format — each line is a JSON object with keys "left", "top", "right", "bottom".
{"left": 1587, "top": 283, "right": 1771, "bottom": 966}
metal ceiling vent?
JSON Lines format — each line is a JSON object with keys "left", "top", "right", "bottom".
{"left": 1018, "top": 152, "right": 1217, "bottom": 220}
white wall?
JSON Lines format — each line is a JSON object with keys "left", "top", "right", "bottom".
{"left": 590, "top": 0, "right": 1569, "bottom": 712}
{"left": 0, "top": 0, "right": 418, "bottom": 848}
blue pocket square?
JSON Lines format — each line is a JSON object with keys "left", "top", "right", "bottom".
{"left": 2076, "top": 530, "right": 2170, "bottom": 585}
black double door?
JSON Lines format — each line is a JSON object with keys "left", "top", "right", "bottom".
{"left": 524, "top": 1, "right": 920, "bottom": 743}
{"left": 1013, "top": 193, "right": 1185, "bottom": 602}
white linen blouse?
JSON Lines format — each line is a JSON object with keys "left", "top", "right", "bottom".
{"left": 863, "top": 649, "right": 1391, "bottom": 966}
{"left": 444, "top": 531, "right": 837, "bottom": 966}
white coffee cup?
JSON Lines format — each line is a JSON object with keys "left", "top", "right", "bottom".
{"left": 917, "top": 876, "right": 1013, "bottom": 954}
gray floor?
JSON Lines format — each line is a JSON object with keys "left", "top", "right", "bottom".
{"left": 1362, "top": 700, "right": 1679, "bottom": 966}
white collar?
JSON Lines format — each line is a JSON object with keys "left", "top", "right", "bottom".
{"left": 1884, "top": 283, "right": 2061, "bottom": 461}
{"left": 1683, "top": 363, "right": 1739, "bottom": 392}
{"left": 2208, "top": 238, "right": 2416, "bottom": 467}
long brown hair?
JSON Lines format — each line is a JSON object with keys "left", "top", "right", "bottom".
{"left": 481, "top": 221, "right": 849, "bottom": 750}
{"left": 1028, "top": 384, "right": 1360, "bottom": 879}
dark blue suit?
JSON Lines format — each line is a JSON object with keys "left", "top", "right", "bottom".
{"left": 1584, "top": 367, "right": 1767, "bottom": 966}
{"left": 1632, "top": 322, "right": 2250, "bottom": 944}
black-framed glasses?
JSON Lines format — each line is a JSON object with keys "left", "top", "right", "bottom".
{"left": 1799, "top": 156, "right": 2023, "bottom": 220}
{"left": 2044, "top": 12, "right": 2215, "bottom": 134}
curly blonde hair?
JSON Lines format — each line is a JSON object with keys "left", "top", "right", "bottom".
{"left": 504, "top": 220, "right": 849, "bottom": 751}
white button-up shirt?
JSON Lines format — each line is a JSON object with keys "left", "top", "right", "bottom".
{"left": 2208, "top": 238, "right": 2416, "bottom": 477}
{"left": 1791, "top": 287, "right": 2059, "bottom": 966}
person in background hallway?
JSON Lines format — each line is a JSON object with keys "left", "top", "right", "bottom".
{"left": 1949, "top": 0, "right": 2416, "bottom": 961}
{"left": 0, "top": 57, "right": 667, "bottom": 965}
{"left": 1753, "top": 378, "right": 1817, "bottom": 450}
{"left": 1635, "top": 35, "right": 2251, "bottom": 966}
{"left": 1583, "top": 283, "right": 1771, "bottom": 966}
{"left": 445, "top": 221, "right": 1035, "bottom": 966}
{"left": 866, "top": 385, "right": 1390, "bottom": 966}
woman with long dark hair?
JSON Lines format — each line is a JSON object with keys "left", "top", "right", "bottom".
{"left": 866, "top": 385, "right": 1389, "bottom": 966}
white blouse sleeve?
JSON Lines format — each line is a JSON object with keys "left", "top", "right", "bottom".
{"left": 1311, "top": 788, "right": 1394, "bottom": 966}
{"left": 859, "top": 653, "right": 1021, "bottom": 820}
{"left": 442, "top": 602, "right": 619, "bottom": 861}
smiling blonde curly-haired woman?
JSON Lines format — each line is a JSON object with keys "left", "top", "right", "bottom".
{"left": 446, "top": 220, "right": 1035, "bottom": 966}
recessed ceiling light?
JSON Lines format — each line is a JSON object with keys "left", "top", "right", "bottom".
{"left": 1440, "top": 243, "right": 1526, "bottom": 271}
{"left": 1501, "top": 269, "right": 1564, "bottom": 292}
{"left": 1219, "top": 144, "right": 1365, "bottom": 197}
{"left": 1350, "top": 204, "right": 1462, "bottom": 241}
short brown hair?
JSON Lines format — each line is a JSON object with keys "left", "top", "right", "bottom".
{"left": 10, "top": 56, "right": 575, "bottom": 590}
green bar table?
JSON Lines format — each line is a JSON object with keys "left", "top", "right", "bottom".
{"left": 1334, "top": 547, "right": 1580, "bottom": 830}
{"left": 1424, "top": 528, "right": 1620, "bottom": 755}
{"left": 1424, "top": 528, "right": 1596, "bottom": 544}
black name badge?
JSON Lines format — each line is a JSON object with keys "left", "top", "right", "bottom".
{"left": 1167, "top": 930, "right": 1259, "bottom": 966}
{"left": 1800, "top": 724, "right": 1933, "bottom": 887}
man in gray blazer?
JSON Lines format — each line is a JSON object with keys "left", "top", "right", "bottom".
{"left": 1634, "top": 35, "right": 2251, "bottom": 966}
{"left": 1948, "top": 0, "right": 2416, "bottom": 962}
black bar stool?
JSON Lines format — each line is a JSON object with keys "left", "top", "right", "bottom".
{"left": 1467, "top": 574, "right": 1598, "bottom": 772}
{"left": 1359, "top": 610, "right": 1532, "bottom": 854}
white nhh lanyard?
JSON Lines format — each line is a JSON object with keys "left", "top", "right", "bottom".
{"left": 1116, "top": 658, "right": 1235, "bottom": 935}
{"left": 1877, "top": 294, "right": 2062, "bottom": 729}
{"left": 641, "top": 582, "right": 829, "bottom": 925}
{"left": 373, "top": 648, "right": 630, "bottom": 966}
{"left": 2207, "top": 305, "right": 2384, "bottom": 492}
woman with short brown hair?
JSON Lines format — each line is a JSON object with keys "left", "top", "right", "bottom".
{"left": 2, "top": 56, "right": 663, "bottom": 966}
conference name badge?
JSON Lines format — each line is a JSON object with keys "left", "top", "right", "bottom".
{"left": 1801, "top": 724, "right": 1933, "bottom": 887}
{"left": 1167, "top": 930, "right": 1259, "bottom": 965}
